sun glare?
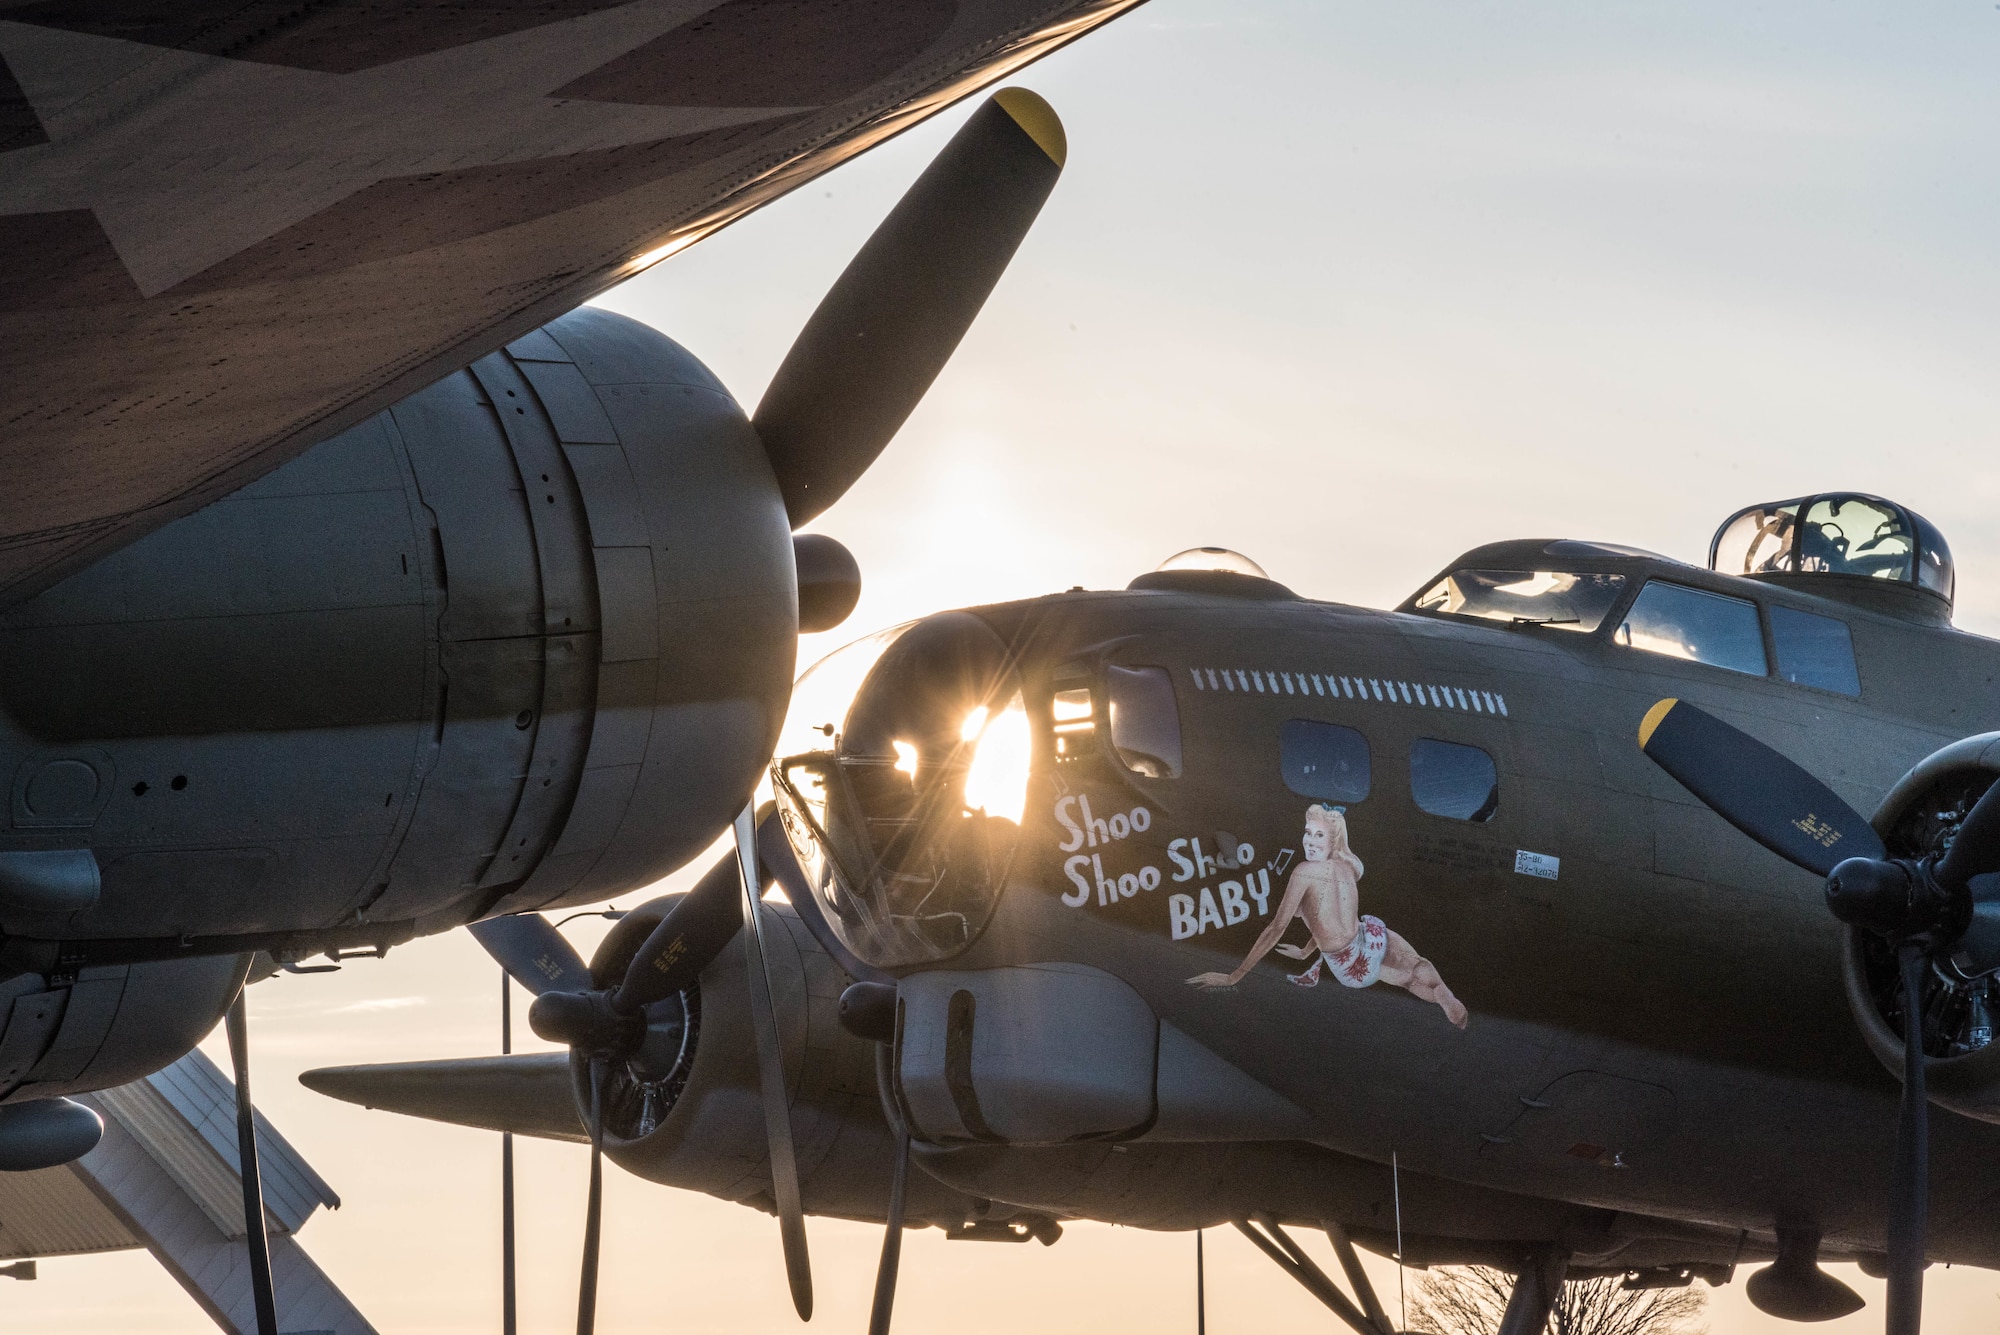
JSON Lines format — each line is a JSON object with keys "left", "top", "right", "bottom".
{"left": 1495, "top": 570, "right": 1566, "bottom": 597}
{"left": 963, "top": 693, "right": 1031, "bottom": 824}
{"left": 892, "top": 740, "right": 918, "bottom": 778}
{"left": 960, "top": 704, "right": 990, "bottom": 742}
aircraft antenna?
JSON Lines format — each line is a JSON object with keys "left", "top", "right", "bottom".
{"left": 1196, "top": 1228, "right": 1206, "bottom": 1335}
{"left": 501, "top": 969, "right": 516, "bottom": 1335}
{"left": 1392, "top": 1152, "right": 1405, "bottom": 1333}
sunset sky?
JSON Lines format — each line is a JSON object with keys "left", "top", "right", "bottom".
{"left": 16, "top": 0, "right": 2000, "bottom": 1330}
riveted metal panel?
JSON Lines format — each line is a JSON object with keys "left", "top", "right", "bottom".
{"left": 380, "top": 636, "right": 542, "bottom": 913}
{"left": 0, "top": 986, "right": 65, "bottom": 1097}
{"left": 518, "top": 360, "right": 620, "bottom": 446}
{"left": 467, "top": 354, "right": 595, "bottom": 638}
{"left": 562, "top": 444, "right": 649, "bottom": 548}
{"left": 594, "top": 548, "right": 660, "bottom": 664}
{"left": 22, "top": 970, "right": 125, "bottom": 1086}
{"left": 548, "top": 764, "right": 640, "bottom": 862}
{"left": 395, "top": 372, "right": 539, "bottom": 643}
{"left": 478, "top": 632, "right": 598, "bottom": 891}
{"left": 504, "top": 328, "right": 570, "bottom": 363}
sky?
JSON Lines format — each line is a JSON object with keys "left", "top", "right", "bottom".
{"left": 16, "top": 0, "right": 2000, "bottom": 1330}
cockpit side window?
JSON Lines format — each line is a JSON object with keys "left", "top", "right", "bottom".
{"left": 1106, "top": 665, "right": 1182, "bottom": 779}
{"left": 1410, "top": 739, "right": 1499, "bottom": 821}
{"left": 1614, "top": 580, "right": 1767, "bottom": 676}
{"left": 1281, "top": 720, "right": 1371, "bottom": 802}
{"left": 1412, "top": 569, "right": 1628, "bottom": 633}
{"left": 1770, "top": 605, "right": 1860, "bottom": 697}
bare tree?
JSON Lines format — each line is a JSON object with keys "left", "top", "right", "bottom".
{"left": 1409, "top": 1267, "right": 1707, "bottom": 1335}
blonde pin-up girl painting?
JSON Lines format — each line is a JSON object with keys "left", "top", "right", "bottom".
{"left": 1186, "top": 804, "right": 1468, "bottom": 1028}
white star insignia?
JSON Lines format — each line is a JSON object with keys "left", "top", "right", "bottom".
{"left": 0, "top": 0, "right": 807, "bottom": 296}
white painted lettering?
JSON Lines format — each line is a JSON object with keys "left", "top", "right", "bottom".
{"left": 1247, "top": 867, "right": 1271, "bottom": 915}
{"left": 1062, "top": 855, "right": 1092, "bottom": 907}
{"left": 1055, "top": 796, "right": 1084, "bottom": 852}
{"left": 1139, "top": 865, "right": 1161, "bottom": 891}
{"left": 1219, "top": 880, "right": 1249, "bottom": 925}
{"left": 1130, "top": 806, "right": 1151, "bottom": 833}
{"left": 1196, "top": 888, "right": 1226, "bottom": 934}
{"left": 1169, "top": 894, "right": 1198, "bottom": 940}
{"left": 1168, "top": 839, "right": 1195, "bottom": 882}
{"left": 1109, "top": 812, "right": 1131, "bottom": 840}
{"left": 1118, "top": 872, "right": 1140, "bottom": 899}
{"left": 1080, "top": 795, "right": 1111, "bottom": 848}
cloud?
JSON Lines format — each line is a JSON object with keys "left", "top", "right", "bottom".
{"left": 324, "top": 996, "right": 428, "bottom": 1015}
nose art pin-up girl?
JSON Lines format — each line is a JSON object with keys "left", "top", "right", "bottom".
{"left": 1186, "top": 804, "right": 1467, "bottom": 1029}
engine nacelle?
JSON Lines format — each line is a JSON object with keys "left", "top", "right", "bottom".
{"left": 0, "top": 954, "right": 246, "bottom": 1117}
{"left": 0, "top": 309, "right": 798, "bottom": 954}
{"left": 579, "top": 894, "right": 983, "bottom": 1228}
{"left": 1844, "top": 732, "right": 2000, "bottom": 1122}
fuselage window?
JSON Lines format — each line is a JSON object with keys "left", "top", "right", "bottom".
{"left": 1280, "top": 719, "right": 1371, "bottom": 802}
{"left": 1410, "top": 739, "right": 1499, "bottom": 821}
{"left": 1614, "top": 580, "right": 1767, "bottom": 677}
{"left": 1106, "top": 665, "right": 1183, "bottom": 778}
{"left": 1052, "top": 686, "right": 1094, "bottom": 759}
{"left": 1769, "top": 605, "right": 1861, "bottom": 697}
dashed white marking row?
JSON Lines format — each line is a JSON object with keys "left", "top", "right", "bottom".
{"left": 1186, "top": 666, "right": 1507, "bottom": 716}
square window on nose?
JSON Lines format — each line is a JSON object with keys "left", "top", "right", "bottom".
{"left": 1411, "top": 738, "right": 1498, "bottom": 821}
{"left": 1106, "top": 665, "right": 1182, "bottom": 779}
{"left": 1281, "top": 719, "right": 1371, "bottom": 803}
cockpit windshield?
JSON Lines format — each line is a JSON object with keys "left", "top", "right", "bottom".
{"left": 1411, "top": 569, "right": 1629, "bottom": 633}
{"left": 772, "top": 613, "right": 1029, "bottom": 969}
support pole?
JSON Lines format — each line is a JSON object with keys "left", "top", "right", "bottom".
{"left": 1196, "top": 1229, "right": 1206, "bottom": 1335}
{"left": 1232, "top": 1216, "right": 1389, "bottom": 1335}
{"left": 1324, "top": 1219, "right": 1392, "bottom": 1334}
{"left": 1496, "top": 1247, "right": 1569, "bottom": 1335}
{"left": 224, "top": 991, "right": 279, "bottom": 1335}
{"left": 502, "top": 969, "right": 517, "bottom": 1335}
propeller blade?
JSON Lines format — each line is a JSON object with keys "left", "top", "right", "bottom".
{"left": 609, "top": 849, "right": 744, "bottom": 1014}
{"left": 224, "top": 991, "right": 279, "bottom": 1335}
{"left": 735, "top": 802, "right": 814, "bottom": 1319}
{"left": 866, "top": 1127, "right": 911, "bottom": 1335}
{"left": 1885, "top": 944, "right": 1929, "bottom": 1335}
{"left": 470, "top": 914, "right": 592, "bottom": 995}
{"left": 753, "top": 88, "right": 1067, "bottom": 527}
{"left": 1935, "top": 775, "right": 2000, "bottom": 891}
{"left": 1638, "top": 697, "right": 1884, "bottom": 877}
{"left": 577, "top": 1056, "right": 607, "bottom": 1335}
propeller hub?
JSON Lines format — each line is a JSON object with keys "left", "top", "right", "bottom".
{"left": 1825, "top": 857, "right": 1917, "bottom": 935}
{"left": 528, "top": 989, "right": 644, "bottom": 1056}
{"left": 1826, "top": 856, "right": 1965, "bottom": 943}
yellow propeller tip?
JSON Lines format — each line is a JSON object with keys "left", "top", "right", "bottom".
{"left": 1638, "top": 698, "right": 1679, "bottom": 749}
{"left": 993, "top": 87, "right": 1066, "bottom": 167}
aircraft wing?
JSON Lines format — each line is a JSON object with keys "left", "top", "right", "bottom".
{"left": 0, "top": 0, "right": 1144, "bottom": 606}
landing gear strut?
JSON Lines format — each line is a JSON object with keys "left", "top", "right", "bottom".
{"left": 1495, "top": 1247, "right": 1568, "bottom": 1335}
{"left": 1233, "top": 1215, "right": 1399, "bottom": 1335}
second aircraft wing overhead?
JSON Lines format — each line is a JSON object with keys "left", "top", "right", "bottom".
{"left": 0, "top": 0, "right": 1146, "bottom": 606}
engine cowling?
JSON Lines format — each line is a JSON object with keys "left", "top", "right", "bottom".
{"left": 0, "top": 953, "right": 247, "bottom": 1107}
{"left": 0, "top": 308, "right": 799, "bottom": 953}
{"left": 1844, "top": 732, "right": 2000, "bottom": 1122}
{"left": 575, "top": 893, "right": 982, "bottom": 1228}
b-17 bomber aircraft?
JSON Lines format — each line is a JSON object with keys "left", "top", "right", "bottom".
{"left": 309, "top": 491, "right": 2000, "bottom": 1335}
{"left": 0, "top": 71, "right": 1087, "bottom": 1329}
